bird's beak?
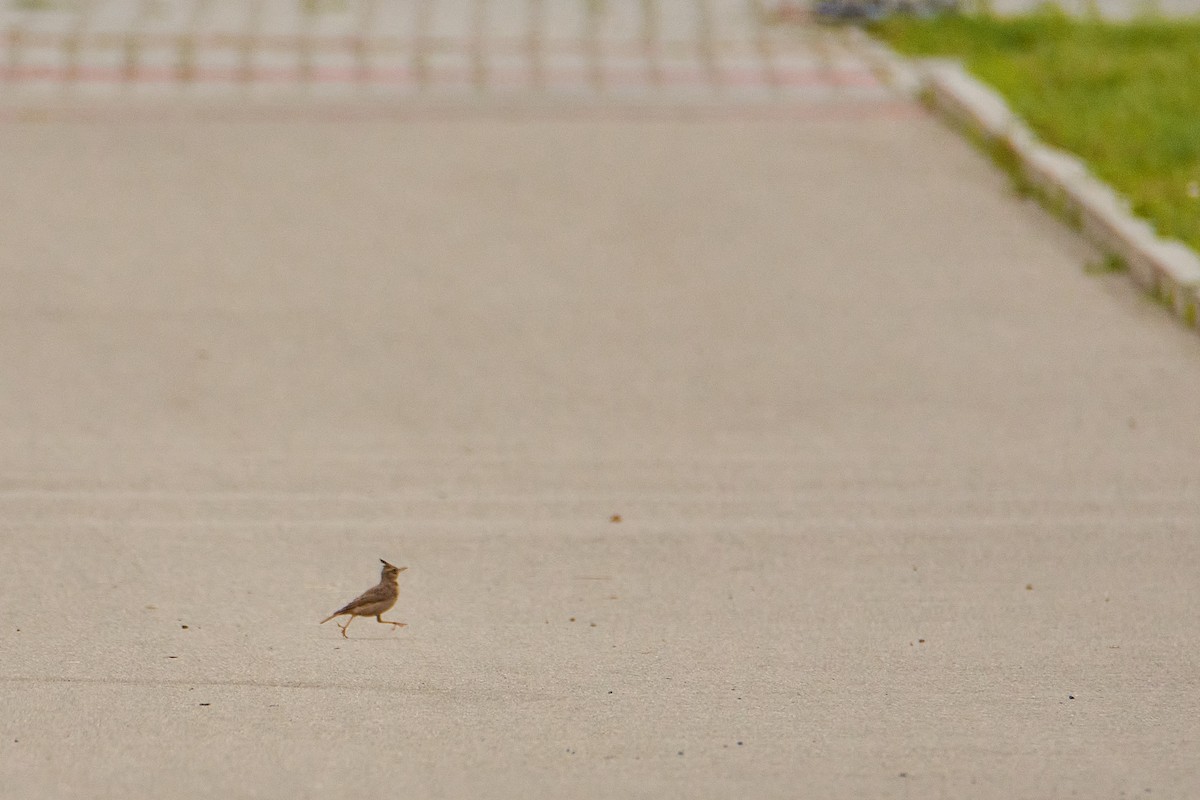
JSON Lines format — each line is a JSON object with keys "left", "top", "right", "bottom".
{"left": 397, "top": 566, "right": 408, "bottom": 573}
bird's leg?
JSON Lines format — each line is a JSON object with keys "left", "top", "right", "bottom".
{"left": 339, "top": 616, "right": 355, "bottom": 638}
{"left": 377, "top": 615, "right": 407, "bottom": 631}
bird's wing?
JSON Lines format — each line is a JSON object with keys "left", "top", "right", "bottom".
{"left": 332, "top": 582, "right": 391, "bottom": 615}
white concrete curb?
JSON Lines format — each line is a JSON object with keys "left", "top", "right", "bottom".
{"left": 854, "top": 32, "right": 1200, "bottom": 330}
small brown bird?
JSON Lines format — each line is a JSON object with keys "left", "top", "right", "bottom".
{"left": 320, "top": 559, "right": 408, "bottom": 638}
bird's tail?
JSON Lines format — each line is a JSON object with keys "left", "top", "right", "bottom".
{"left": 319, "top": 613, "right": 338, "bottom": 624}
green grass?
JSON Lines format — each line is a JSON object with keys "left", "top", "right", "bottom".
{"left": 1083, "top": 252, "right": 1128, "bottom": 274}
{"left": 871, "top": 7, "right": 1200, "bottom": 252}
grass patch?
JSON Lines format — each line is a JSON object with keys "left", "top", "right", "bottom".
{"left": 1083, "top": 252, "right": 1128, "bottom": 274}
{"left": 871, "top": 7, "right": 1200, "bottom": 253}
{"left": 985, "top": 132, "right": 1033, "bottom": 195}
{"left": 11, "top": 0, "right": 76, "bottom": 8}
{"left": 299, "top": 0, "right": 349, "bottom": 13}
{"left": 1145, "top": 284, "right": 1172, "bottom": 307}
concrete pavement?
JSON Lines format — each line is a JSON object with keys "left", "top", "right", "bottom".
{"left": 2, "top": 10, "right": 1200, "bottom": 800}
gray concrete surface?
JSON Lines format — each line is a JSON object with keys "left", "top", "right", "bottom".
{"left": 2, "top": 96, "right": 1200, "bottom": 798}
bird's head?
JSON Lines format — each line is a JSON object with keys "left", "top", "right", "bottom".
{"left": 381, "top": 559, "right": 407, "bottom": 581}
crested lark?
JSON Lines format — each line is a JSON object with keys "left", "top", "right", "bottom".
{"left": 320, "top": 559, "right": 408, "bottom": 638}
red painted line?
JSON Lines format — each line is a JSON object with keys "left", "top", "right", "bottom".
{"left": 0, "top": 100, "right": 926, "bottom": 126}
{"left": 719, "top": 69, "right": 774, "bottom": 87}
{"left": 124, "top": 66, "right": 177, "bottom": 81}
{"left": 830, "top": 68, "right": 884, "bottom": 88}
{"left": 775, "top": 69, "right": 881, "bottom": 89}
{"left": 0, "top": 63, "right": 883, "bottom": 90}
{"left": 2, "top": 65, "right": 64, "bottom": 80}
{"left": 2, "top": 31, "right": 878, "bottom": 70}
{"left": 305, "top": 66, "right": 364, "bottom": 83}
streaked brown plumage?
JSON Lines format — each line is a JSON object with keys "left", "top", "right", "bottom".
{"left": 320, "top": 559, "right": 408, "bottom": 638}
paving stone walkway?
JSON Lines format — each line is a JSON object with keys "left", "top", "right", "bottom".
{"left": 0, "top": 0, "right": 891, "bottom": 102}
